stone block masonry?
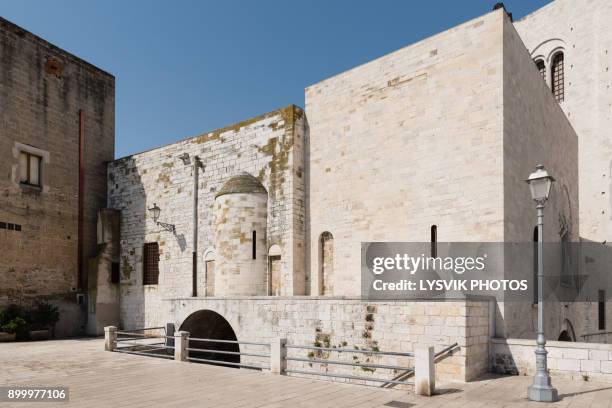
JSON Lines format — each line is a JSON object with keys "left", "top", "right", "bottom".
{"left": 492, "top": 338, "right": 612, "bottom": 383}
{"left": 108, "top": 106, "right": 306, "bottom": 329}
{"left": 162, "top": 298, "right": 491, "bottom": 382}
{"left": 0, "top": 17, "right": 114, "bottom": 337}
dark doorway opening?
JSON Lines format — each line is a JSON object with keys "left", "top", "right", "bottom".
{"left": 179, "top": 310, "right": 240, "bottom": 367}
{"left": 558, "top": 330, "right": 572, "bottom": 342}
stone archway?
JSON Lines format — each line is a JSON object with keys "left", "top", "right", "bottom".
{"left": 179, "top": 309, "right": 240, "bottom": 366}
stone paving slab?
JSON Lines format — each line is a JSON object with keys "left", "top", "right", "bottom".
{"left": 1, "top": 338, "right": 612, "bottom": 407}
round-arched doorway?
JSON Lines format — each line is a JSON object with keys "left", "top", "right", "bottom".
{"left": 179, "top": 310, "right": 240, "bottom": 367}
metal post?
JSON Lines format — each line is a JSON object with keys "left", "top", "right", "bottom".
{"left": 192, "top": 156, "right": 201, "bottom": 297}
{"left": 270, "top": 338, "right": 287, "bottom": 374}
{"left": 415, "top": 346, "right": 435, "bottom": 396}
{"left": 528, "top": 203, "right": 558, "bottom": 402}
{"left": 175, "top": 331, "right": 189, "bottom": 362}
{"left": 104, "top": 326, "right": 117, "bottom": 351}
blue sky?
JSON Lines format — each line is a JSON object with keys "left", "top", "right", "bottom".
{"left": 2, "top": 0, "right": 550, "bottom": 158}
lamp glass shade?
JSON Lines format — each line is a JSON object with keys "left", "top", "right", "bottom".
{"left": 526, "top": 165, "right": 554, "bottom": 202}
{"left": 149, "top": 204, "right": 161, "bottom": 222}
{"left": 529, "top": 177, "right": 552, "bottom": 201}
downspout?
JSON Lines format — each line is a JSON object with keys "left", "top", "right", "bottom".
{"left": 78, "top": 109, "right": 85, "bottom": 290}
{"left": 192, "top": 156, "right": 202, "bottom": 297}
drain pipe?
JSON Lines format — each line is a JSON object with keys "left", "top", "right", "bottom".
{"left": 192, "top": 156, "right": 203, "bottom": 297}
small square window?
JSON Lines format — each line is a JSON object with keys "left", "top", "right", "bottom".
{"left": 14, "top": 224, "right": 21, "bottom": 232}
{"left": 7, "top": 223, "right": 14, "bottom": 231}
{"left": 19, "top": 151, "right": 42, "bottom": 187}
{"left": 0, "top": 222, "right": 6, "bottom": 229}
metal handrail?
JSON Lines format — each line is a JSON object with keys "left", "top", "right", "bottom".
{"left": 286, "top": 344, "right": 414, "bottom": 357}
{"left": 186, "top": 356, "right": 268, "bottom": 370}
{"left": 115, "top": 349, "right": 174, "bottom": 359}
{"left": 186, "top": 347, "right": 270, "bottom": 358}
{"left": 188, "top": 337, "right": 270, "bottom": 347}
{"left": 115, "top": 341, "right": 167, "bottom": 347}
{"left": 286, "top": 369, "right": 414, "bottom": 385}
{"left": 116, "top": 331, "right": 164, "bottom": 337}
{"left": 381, "top": 343, "right": 459, "bottom": 388}
{"left": 286, "top": 356, "right": 412, "bottom": 371}
{"left": 120, "top": 326, "right": 165, "bottom": 331}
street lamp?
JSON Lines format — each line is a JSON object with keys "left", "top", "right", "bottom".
{"left": 525, "top": 164, "right": 558, "bottom": 402}
{"left": 148, "top": 203, "right": 175, "bottom": 234}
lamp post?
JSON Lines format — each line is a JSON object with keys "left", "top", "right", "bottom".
{"left": 148, "top": 203, "right": 175, "bottom": 234}
{"left": 525, "top": 164, "right": 558, "bottom": 402}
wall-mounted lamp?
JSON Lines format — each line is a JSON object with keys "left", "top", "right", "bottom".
{"left": 179, "top": 153, "right": 191, "bottom": 165}
{"left": 148, "top": 203, "right": 175, "bottom": 234}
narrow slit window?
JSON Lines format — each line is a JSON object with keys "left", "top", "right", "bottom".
{"left": 551, "top": 52, "right": 564, "bottom": 103}
{"left": 535, "top": 59, "right": 546, "bottom": 82}
{"left": 599, "top": 290, "right": 606, "bottom": 331}
{"left": 430, "top": 225, "right": 437, "bottom": 258}
{"left": 252, "top": 231, "right": 256, "bottom": 259}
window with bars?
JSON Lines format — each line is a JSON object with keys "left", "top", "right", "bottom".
{"left": 551, "top": 52, "right": 564, "bottom": 102}
{"left": 19, "top": 151, "right": 42, "bottom": 187}
{"left": 143, "top": 242, "right": 160, "bottom": 285}
{"left": 535, "top": 59, "right": 546, "bottom": 82}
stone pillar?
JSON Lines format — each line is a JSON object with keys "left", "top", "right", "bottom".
{"left": 415, "top": 346, "right": 435, "bottom": 396}
{"left": 104, "top": 326, "right": 117, "bottom": 351}
{"left": 270, "top": 338, "right": 287, "bottom": 374}
{"left": 174, "top": 331, "right": 189, "bottom": 362}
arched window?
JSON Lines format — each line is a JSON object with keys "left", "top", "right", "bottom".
{"left": 319, "top": 232, "right": 334, "bottom": 296}
{"left": 551, "top": 52, "right": 564, "bottom": 102}
{"left": 430, "top": 225, "right": 437, "bottom": 258}
{"left": 268, "top": 244, "right": 281, "bottom": 296}
{"left": 534, "top": 59, "right": 546, "bottom": 82}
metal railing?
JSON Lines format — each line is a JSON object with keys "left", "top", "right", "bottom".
{"left": 285, "top": 343, "right": 416, "bottom": 386}
{"left": 112, "top": 326, "right": 174, "bottom": 359}
{"left": 186, "top": 337, "right": 270, "bottom": 370}
{"left": 104, "top": 326, "right": 441, "bottom": 395}
{"left": 380, "top": 342, "right": 459, "bottom": 388}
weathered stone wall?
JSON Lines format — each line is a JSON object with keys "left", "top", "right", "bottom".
{"left": 108, "top": 106, "right": 306, "bottom": 329}
{"left": 214, "top": 191, "right": 268, "bottom": 296}
{"left": 0, "top": 17, "right": 114, "bottom": 336}
{"left": 163, "top": 297, "right": 491, "bottom": 382}
{"left": 492, "top": 338, "right": 612, "bottom": 383}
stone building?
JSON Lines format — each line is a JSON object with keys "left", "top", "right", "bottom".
{"left": 0, "top": 17, "right": 115, "bottom": 336}
{"left": 103, "top": 3, "right": 595, "bottom": 382}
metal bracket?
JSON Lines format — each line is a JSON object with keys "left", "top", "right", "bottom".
{"left": 157, "top": 221, "right": 175, "bottom": 234}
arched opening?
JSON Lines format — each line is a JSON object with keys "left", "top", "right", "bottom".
{"left": 551, "top": 52, "right": 564, "bottom": 102}
{"left": 268, "top": 244, "right": 281, "bottom": 296}
{"left": 534, "top": 59, "right": 546, "bottom": 82}
{"left": 203, "top": 249, "right": 216, "bottom": 297}
{"left": 179, "top": 309, "right": 239, "bottom": 367}
{"left": 319, "top": 232, "right": 334, "bottom": 295}
{"left": 558, "top": 330, "right": 572, "bottom": 342}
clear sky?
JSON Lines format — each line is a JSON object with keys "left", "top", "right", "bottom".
{"left": 2, "top": 0, "right": 551, "bottom": 158}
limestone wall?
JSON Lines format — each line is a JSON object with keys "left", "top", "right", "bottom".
{"left": 515, "top": 0, "right": 612, "bottom": 243}
{"left": 108, "top": 106, "right": 306, "bottom": 329}
{"left": 0, "top": 18, "right": 114, "bottom": 336}
{"left": 492, "top": 338, "right": 612, "bottom": 383}
{"left": 164, "top": 298, "right": 491, "bottom": 382}
{"left": 305, "top": 10, "right": 507, "bottom": 297}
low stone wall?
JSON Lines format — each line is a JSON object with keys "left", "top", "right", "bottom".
{"left": 491, "top": 338, "right": 612, "bottom": 383}
{"left": 157, "top": 297, "right": 491, "bottom": 382}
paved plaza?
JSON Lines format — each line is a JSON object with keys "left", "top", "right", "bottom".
{"left": 1, "top": 339, "right": 612, "bottom": 407}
